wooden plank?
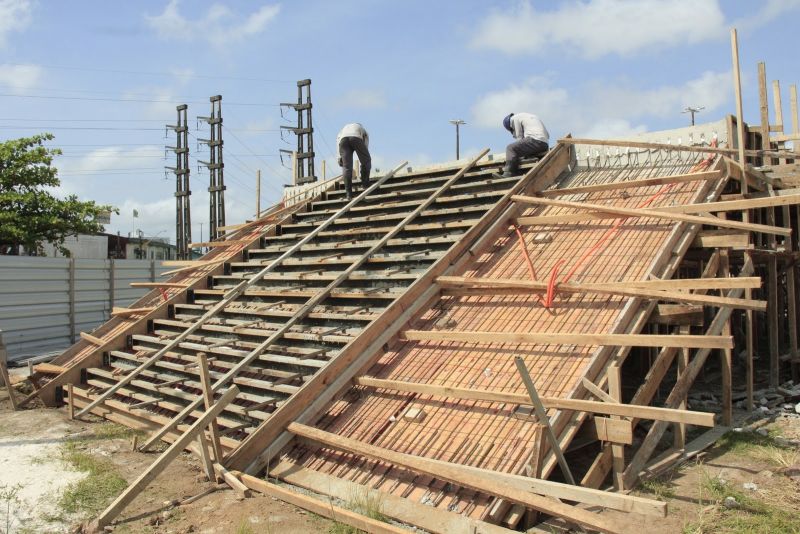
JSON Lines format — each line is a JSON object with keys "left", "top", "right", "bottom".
{"left": 33, "top": 362, "right": 68, "bottom": 374}
{"left": 513, "top": 194, "right": 791, "bottom": 236}
{"left": 88, "top": 385, "right": 239, "bottom": 532}
{"left": 354, "top": 377, "right": 715, "bottom": 426}
{"left": 773, "top": 80, "right": 784, "bottom": 134}
{"left": 288, "top": 422, "right": 665, "bottom": 526}
{"left": 593, "top": 417, "right": 633, "bottom": 445}
{"left": 214, "top": 463, "right": 251, "bottom": 499}
{"left": 437, "top": 276, "right": 764, "bottom": 311}
{"left": 233, "top": 471, "right": 407, "bottom": 534}
{"left": 560, "top": 136, "right": 799, "bottom": 159}
{"left": 515, "top": 357, "right": 576, "bottom": 485}
{"left": 111, "top": 307, "right": 156, "bottom": 318}
{"left": 608, "top": 365, "right": 625, "bottom": 490}
{"left": 270, "top": 460, "right": 515, "bottom": 534}
{"left": 693, "top": 230, "right": 750, "bottom": 249}
{"left": 197, "top": 353, "right": 224, "bottom": 465}
{"left": 129, "top": 282, "right": 188, "bottom": 289}
{"left": 188, "top": 240, "right": 249, "bottom": 248}
{"left": 401, "top": 330, "right": 733, "bottom": 349}
{"left": 650, "top": 304, "right": 703, "bottom": 325}
{"left": 79, "top": 332, "right": 105, "bottom": 346}
{"left": 541, "top": 170, "right": 722, "bottom": 196}
{"left": 0, "top": 342, "right": 17, "bottom": 411}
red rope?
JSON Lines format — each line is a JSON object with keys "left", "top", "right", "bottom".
{"left": 513, "top": 225, "right": 545, "bottom": 306}
{"left": 159, "top": 287, "right": 169, "bottom": 302}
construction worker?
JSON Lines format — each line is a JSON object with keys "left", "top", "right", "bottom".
{"left": 501, "top": 113, "right": 549, "bottom": 177}
{"left": 336, "top": 123, "right": 371, "bottom": 199}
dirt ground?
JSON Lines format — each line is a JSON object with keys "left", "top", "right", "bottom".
{"left": 0, "top": 393, "right": 332, "bottom": 534}
{"left": 2, "top": 386, "right": 799, "bottom": 534}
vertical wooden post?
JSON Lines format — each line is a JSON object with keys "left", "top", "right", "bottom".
{"left": 68, "top": 257, "right": 76, "bottom": 343}
{"left": 321, "top": 159, "right": 327, "bottom": 181}
{"left": 0, "top": 335, "right": 18, "bottom": 411}
{"left": 256, "top": 169, "right": 261, "bottom": 218}
{"left": 791, "top": 84, "right": 799, "bottom": 137}
{"left": 67, "top": 383, "right": 75, "bottom": 420}
{"left": 731, "top": 29, "right": 754, "bottom": 410}
{"left": 607, "top": 364, "right": 625, "bottom": 490}
{"left": 719, "top": 249, "right": 733, "bottom": 425}
{"left": 773, "top": 80, "right": 784, "bottom": 133}
{"left": 196, "top": 424, "right": 216, "bottom": 481}
{"left": 109, "top": 259, "right": 116, "bottom": 317}
{"left": 197, "top": 353, "right": 224, "bottom": 466}
{"left": 758, "top": 62, "right": 770, "bottom": 158}
{"left": 673, "top": 326, "right": 690, "bottom": 448}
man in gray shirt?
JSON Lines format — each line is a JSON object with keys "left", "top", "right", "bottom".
{"left": 336, "top": 123, "right": 371, "bottom": 199}
{"left": 501, "top": 113, "right": 549, "bottom": 177}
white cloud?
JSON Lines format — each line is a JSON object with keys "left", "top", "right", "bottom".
{"left": 471, "top": 0, "right": 725, "bottom": 58}
{"left": 145, "top": 1, "right": 280, "bottom": 47}
{"left": 0, "top": 0, "right": 32, "bottom": 48}
{"left": 470, "top": 70, "right": 731, "bottom": 137}
{"left": 332, "top": 89, "right": 387, "bottom": 110}
{"left": 0, "top": 63, "right": 42, "bottom": 90}
{"left": 57, "top": 146, "right": 165, "bottom": 175}
{"left": 471, "top": 76, "right": 569, "bottom": 128}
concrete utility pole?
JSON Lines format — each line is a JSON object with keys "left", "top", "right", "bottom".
{"left": 449, "top": 119, "right": 465, "bottom": 159}
{"left": 682, "top": 106, "right": 704, "bottom": 126}
{"left": 166, "top": 104, "right": 191, "bottom": 260}
{"left": 280, "top": 79, "right": 316, "bottom": 184}
{"left": 198, "top": 96, "right": 226, "bottom": 240}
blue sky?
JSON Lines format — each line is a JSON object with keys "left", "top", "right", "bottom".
{"left": 1, "top": 0, "right": 799, "bottom": 243}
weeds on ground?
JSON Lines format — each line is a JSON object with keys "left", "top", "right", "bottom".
{"left": 716, "top": 429, "right": 799, "bottom": 469}
{"left": 682, "top": 469, "right": 800, "bottom": 533}
{"left": 57, "top": 440, "right": 127, "bottom": 518}
{"left": 0, "top": 484, "right": 24, "bottom": 534}
{"left": 638, "top": 474, "right": 676, "bottom": 500}
{"left": 328, "top": 488, "right": 389, "bottom": 534}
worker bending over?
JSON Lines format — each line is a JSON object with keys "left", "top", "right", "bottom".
{"left": 337, "top": 123, "right": 371, "bottom": 199}
{"left": 501, "top": 113, "right": 549, "bottom": 177}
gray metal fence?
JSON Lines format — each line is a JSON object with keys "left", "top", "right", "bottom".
{"left": 0, "top": 256, "right": 170, "bottom": 362}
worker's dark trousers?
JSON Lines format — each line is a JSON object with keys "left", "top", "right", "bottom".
{"left": 503, "top": 138, "right": 548, "bottom": 175}
{"left": 339, "top": 136, "right": 371, "bottom": 198}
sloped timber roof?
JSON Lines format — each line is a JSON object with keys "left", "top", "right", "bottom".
{"left": 257, "top": 147, "right": 729, "bottom": 525}
{"left": 30, "top": 137, "right": 738, "bottom": 531}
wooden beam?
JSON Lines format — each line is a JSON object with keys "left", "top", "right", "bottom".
{"left": 33, "top": 362, "right": 68, "bottom": 374}
{"left": 270, "top": 460, "right": 515, "bottom": 534}
{"left": 197, "top": 353, "right": 224, "bottom": 465}
{"left": 233, "top": 471, "right": 408, "bottom": 534}
{"left": 355, "top": 376, "right": 715, "bottom": 426}
{"left": 592, "top": 417, "right": 633, "bottom": 445}
{"left": 79, "top": 332, "right": 105, "bottom": 346}
{"left": 188, "top": 240, "right": 248, "bottom": 248}
{"left": 513, "top": 194, "right": 791, "bottom": 236}
{"left": 437, "top": 276, "right": 765, "bottom": 311}
{"left": 401, "top": 330, "right": 733, "bottom": 349}
{"left": 288, "top": 422, "right": 665, "bottom": 528}
{"left": 516, "top": 357, "right": 576, "bottom": 485}
{"left": 111, "top": 307, "right": 155, "bottom": 318}
{"left": 88, "top": 385, "right": 239, "bottom": 532}
{"left": 0, "top": 345, "right": 17, "bottom": 411}
{"left": 559, "top": 136, "right": 800, "bottom": 159}
{"left": 608, "top": 365, "right": 625, "bottom": 490}
{"left": 773, "top": 80, "right": 784, "bottom": 134}
{"left": 693, "top": 230, "right": 750, "bottom": 249}
{"left": 540, "top": 170, "right": 722, "bottom": 196}
{"left": 129, "top": 282, "right": 188, "bottom": 289}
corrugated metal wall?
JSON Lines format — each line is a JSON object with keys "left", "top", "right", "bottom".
{"left": 0, "top": 256, "right": 169, "bottom": 362}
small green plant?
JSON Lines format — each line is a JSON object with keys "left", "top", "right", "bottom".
{"left": 0, "top": 484, "right": 25, "bottom": 534}
{"left": 57, "top": 440, "right": 127, "bottom": 517}
{"left": 638, "top": 475, "right": 675, "bottom": 500}
{"left": 347, "top": 488, "right": 387, "bottom": 523}
{"left": 717, "top": 429, "right": 799, "bottom": 469}
{"left": 684, "top": 469, "right": 800, "bottom": 533}
{"left": 235, "top": 519, "right": 255, "bottom": 534}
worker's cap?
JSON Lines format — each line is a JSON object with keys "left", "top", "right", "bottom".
{"left": 503, "top": 113, "right": 514, "bottom": 133}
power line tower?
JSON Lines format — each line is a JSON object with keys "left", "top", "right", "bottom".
{"left": 280, "top": 79, "right": 316, "bottom": 184}
{"left": 166, "top": 104, "right": 191, "bottom": 260}
{"left": 682, "top": 105, "right": 705, "bottom": 126}
{"left": 198, "top": 95, "right": 226, "bottom": 240}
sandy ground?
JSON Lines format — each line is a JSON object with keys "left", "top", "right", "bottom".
{"left": 0, "top": 408, "right": 87, "bottom": 533}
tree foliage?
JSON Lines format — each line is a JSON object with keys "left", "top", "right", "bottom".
{"left": 0, "top": 133, "right": 116, "bottom": 256}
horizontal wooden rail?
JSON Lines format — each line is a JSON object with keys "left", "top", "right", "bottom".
{"left": 513, "top": 195, "right": 791, "bottom": 236}
{"left": 355, "top": 376, "right": 715, "bottom": 426}
{"left": 542, "top": 170, "right": 722, "bottom": 196}
{"left": 401, "top": 330, "right": 733, "bottom": 349}
{"left": 437, "top": 276, "right": 765, "bottom": 311}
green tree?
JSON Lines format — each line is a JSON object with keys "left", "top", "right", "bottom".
{"left": 0, "top": 133, "right": 116, "bottom": 256}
